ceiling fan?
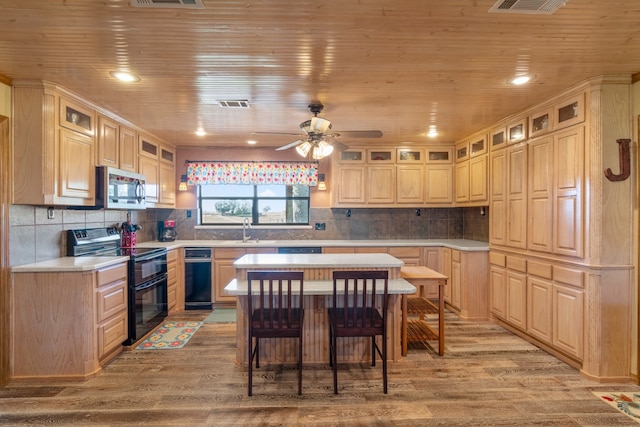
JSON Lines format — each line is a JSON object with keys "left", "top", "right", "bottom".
{"left": 255, "top": 102, "right": 383, "bottom": 159}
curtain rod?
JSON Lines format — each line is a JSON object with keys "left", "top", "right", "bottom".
{"left": 185, "top": 160, "right": 318, "bottom": 165}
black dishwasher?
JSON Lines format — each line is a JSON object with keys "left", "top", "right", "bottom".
{"left": 184, "top": 248, "right": 213, "bottom": 310}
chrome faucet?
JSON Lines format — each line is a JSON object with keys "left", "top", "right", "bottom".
{"left": 242, "top": 217, "right": 252, "bottom": 242}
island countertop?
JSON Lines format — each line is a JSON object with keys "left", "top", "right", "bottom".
{"left": 233, "top": 252, "right": 405, "bottom": 269}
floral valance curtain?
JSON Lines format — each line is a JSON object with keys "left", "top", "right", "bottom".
{"left": 186, "top": 161, "right": 318, "bottom": 186}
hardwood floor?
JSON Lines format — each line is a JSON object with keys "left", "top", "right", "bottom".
{"left": 1, "top": 311, "right": 639, "bottom": 426}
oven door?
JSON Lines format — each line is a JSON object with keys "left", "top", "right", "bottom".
{"left": 127, "top": 274, "right": 168, "bottom": 345}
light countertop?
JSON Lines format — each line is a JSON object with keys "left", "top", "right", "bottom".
{"left": 233, "top": 253, "right": 404, "bottom": 269}
{"left": 11, "top": 256, "right": 129, "bottom": 273}
{"left": 135, "top": 238, "right": 489, "bottom": 252}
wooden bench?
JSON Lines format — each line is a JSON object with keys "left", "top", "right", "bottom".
{"left": 400, "top": 266, "right": 448, "bottom": 356}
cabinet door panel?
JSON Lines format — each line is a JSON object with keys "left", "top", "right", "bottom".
{"left": 425, "top": 164, "right": 453, "bottom": 203}
{"left": 97, "top": 115, "right": 119, "bottom": 168}
{"left": 469, "top": 155, "right": 487, "bottom": 201}
{"left": 119, "top": 126, "right": 137, "bottom": 172}
{"left": 528, "top": 137, "right": 553, "bottom": 253}
{"left": 506, "top": 271, "right": 527, "bottom": 330}
{"left": 553, "top": 128, "right": 584, "bottom": 258}
{"left": 159, "top": 161, "right": 176, "bottom": 206}
{"left": 527, "top": 276, "right": 553, "bottom": 344}
{"left": 455, "top": 162, "right": 470, "bottom": 202}
{"left": 139, "top": 156, "right": 159, "bottom": 204}
{"left": 507, "top": 145, "right": 527, "bottom": 248}
{"left": 490, "top": 199, "right": 507, "bottom": 245}
{"left": 337, "top": 167, "right": 365, "bottom": 204}
{"left": 489, "top": 265, "right": 507, "bottom": 319}
{"left": 59, "top": 129, "right": 95, "bottom": 200}
{"left": 367, "top": 166, "right": 395, "bottom": 204}
{"left": 553, "top": 284, "right": 584, "bottom": 359}
{"left": 396, "top": 165, "right": 424, "bottom": 204}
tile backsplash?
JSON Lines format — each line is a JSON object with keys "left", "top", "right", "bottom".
{"left": 9, "top": 205, "right": 488, "bottom": 266}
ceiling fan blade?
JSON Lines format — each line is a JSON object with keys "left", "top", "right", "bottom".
{"left": 253, "top": 131, "right": 304, "bottom": 136}
{"left": 275, "top": 139, "right": 305, "bottom": 151}
{"left": 332, "top": 130, "right": 383, "bottom": 138}
{"left": 331, "top": 140, "right": 349, "bottom": 151}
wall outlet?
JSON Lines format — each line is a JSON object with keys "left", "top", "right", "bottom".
{"left": 186, "top": 210, "right": 192, "bottom": 218}
{"left": 314, "top": 223, "right": 326, "bottom": 230}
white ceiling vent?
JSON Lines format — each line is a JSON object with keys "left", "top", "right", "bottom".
{"left": 217, "top": 100, "right": 250, "bottom": 108}
{"left": 489, "top": 0, "right": 568, "bottom": 15}
{"left": 130, "top": 0, "right": 204, "bottom": 9}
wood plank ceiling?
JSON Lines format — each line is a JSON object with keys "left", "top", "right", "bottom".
{"left": 1, "top": 0, "right": 639, "bottom": 151}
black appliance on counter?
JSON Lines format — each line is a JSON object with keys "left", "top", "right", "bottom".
{"left": 67, "top": 227, "right": 168, "bottom": 345}
{"left": 158, "top": 219, "right": 177, "bottom": 242}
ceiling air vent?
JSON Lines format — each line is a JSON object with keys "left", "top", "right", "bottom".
{"left": 130, "top": 0, "right": 204, "bottom": 9}
{"left": 489, "top": 0, "right": 568, "bottom": 14}
{"left": 217, "top": 100, "right": 250, "bottom": 108}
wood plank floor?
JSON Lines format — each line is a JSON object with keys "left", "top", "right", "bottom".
{"left": 1, "top": 311, "right": 639, "bottom": 426}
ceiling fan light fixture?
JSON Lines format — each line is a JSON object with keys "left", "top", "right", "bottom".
{"left": 312, "top": 140, "right": 334, "bottom": 159}
{"left": 295, "top": 141, "right": 313, "bottom": 157}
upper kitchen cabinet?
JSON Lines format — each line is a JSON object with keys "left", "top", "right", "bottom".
{"left": 97, "top": 114, "right": 138, "bottom": 173}
{"left": 158, "top": 145, "right": 176, "bottom": 206}
{"left": 12, "top": 81, "right": 96, "bottom": 206}
{"left": 454, "top": 132, "right": 488, "bottom": 206}
{"left": 507, "top": 118, "right": 527, "bottom": 144}
{"left": 137, "top": 135, "right": 177, "bottom": 208}
{"left": 554, "top": 93, "right": 584, "bottom": 131}
{"left": 60, "top": 96, "right": 95, "bottom": 137}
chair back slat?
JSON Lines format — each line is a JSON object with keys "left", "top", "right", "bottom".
{"left": 332, "top": 270, "right": 389, "bottom": 328}
{"left": 248, "top": 271, "right": 304, "bottom": 331}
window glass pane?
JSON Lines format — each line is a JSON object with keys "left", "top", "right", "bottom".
{"left": 200, "top": 184, "right": 253, "bottom": 197}
{"left": 201, "top": 199, "right": 252, "bottom": 224}
{"left": 257, "top": 199, "right": 309, "bottom": 224}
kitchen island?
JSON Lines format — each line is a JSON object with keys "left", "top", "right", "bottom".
{"left": 225, "top": 253, "right": 416, "bottom": 364}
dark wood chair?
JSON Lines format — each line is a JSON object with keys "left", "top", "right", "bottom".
{"left": 247, "top": 270, "right": 304, "bottom": 396}
{"left": 329, "top": 270, "right": 389, "bottom": 394}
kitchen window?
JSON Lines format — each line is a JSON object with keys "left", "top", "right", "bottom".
{"left": 198, "top": 183, "right": 310, "bottom": 225}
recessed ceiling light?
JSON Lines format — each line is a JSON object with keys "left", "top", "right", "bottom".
{"left": 109, "top": 71, "right": 141, "bottom": 82}
{"left": 247, "top": 140, "right": 257, "bottom": 145}
{"left": 427, "top": 125, "right": 438, "bottom": 138}
{"left": 510, "top": 75, "right": 531, "bottom": 85}
{"left": 195, "top": 129, "right": 206, "bottom": 137}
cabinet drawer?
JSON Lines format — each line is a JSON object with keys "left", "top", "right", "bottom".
{"left": 167, "top": 249, "right": 178, "bottom": 262}
{"left": 247, "top": 247, "right": 277, "bottom": 254}
{"left": 96, "top": 279, "right": 127, "bottom": 323}
{"left": 506, "top": 256, "right": 527, "bottom": 273}
{"left": 97, "top": 310, "right": 127, "bottom": 360}
{"left": 528, "top": 260, "right": 552, "bottom": 279}
{"left": 553, "top": 266, "right": 584, "bottom": 288}
{"left": 323, "top": 247, "right": 356, "bottom": 253}
{"left": 388, "top": 247, "right": 420, "bottom": 258}
{"left": 96, "top": 263, "right": 128, "bottom": 287}
{"left": 214, "top": 248, "right": 246, "bottom": 259}
{"left": 489, "top": 252, "right": 506, "bottom": 267}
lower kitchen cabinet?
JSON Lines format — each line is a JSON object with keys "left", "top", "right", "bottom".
{"left": 213, "top": 247, "right": 277, "bottom": 305}
{"left": 167, "top": 248, "right": 184, "bottom": 314}
{"left": 11, "top": 261, "right": 128, "bottom": 380}
{"left": 446, "top": 249, "right": 489, "bottom": 320}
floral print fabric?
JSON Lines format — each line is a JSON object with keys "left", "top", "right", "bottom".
{"left": 187, "top": 161, "right": 318, "bottom": 186}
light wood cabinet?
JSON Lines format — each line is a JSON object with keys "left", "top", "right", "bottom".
{"left": 12, "top": 82, "right": 96, "bottom": 206}
{"left": 489, "top": 264, "right": 507, "bottom": 319}
{"left": 506, "top": 143, "right": 527, "bottom": 249}
{"left": 506, "top": 269, "right": 527, "bottom": 331}
{"left": 59, "top": 128, "right": 96, "bottom": 201}
{"left": 367, "top": 166, "right": 395, "bottom": 204}
{"left": 97, "top": 114, "right": 137, "bottom": 172}
{"left": 12, "top": 261, "right": 128, "bottom": 380}
{"left": 441, "top": 248, "right": 452, "bottom": 303}
{"left": 469, "top": 154, "right": 488, "bottom": 202}
{"left": 213, "top": 247, "right": 277, "bottom": 305}
{"left": 421, "top": 247, "right": 441, "bottom": 299}
{"left": 167, "top": 249, "right": 184, "bottom": 314}
{"left": 526, "top": 275, "right": 553, "bottom": 345}
{"left": 336, "top": 166, "right": 366, "bottom": 205}
{"left": 138, "top": 136, "right": 176, "bottom": 208}
{"left": 425, "top": 164, "right": 453, "bottom": 204}
{"left": 396, "top": 165, "right": 424, "bottom": 204}
{"left": 454, "top": 161, "right": 470, "bottom": 203}
{"left": 449, "top": 249, "right": 490, "bottom": 320}
{"left": 489, "top": 148, "right": 507, "bottom": 246}
{"left": 527, "top": 136, "right": 554, "bottom": 253}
